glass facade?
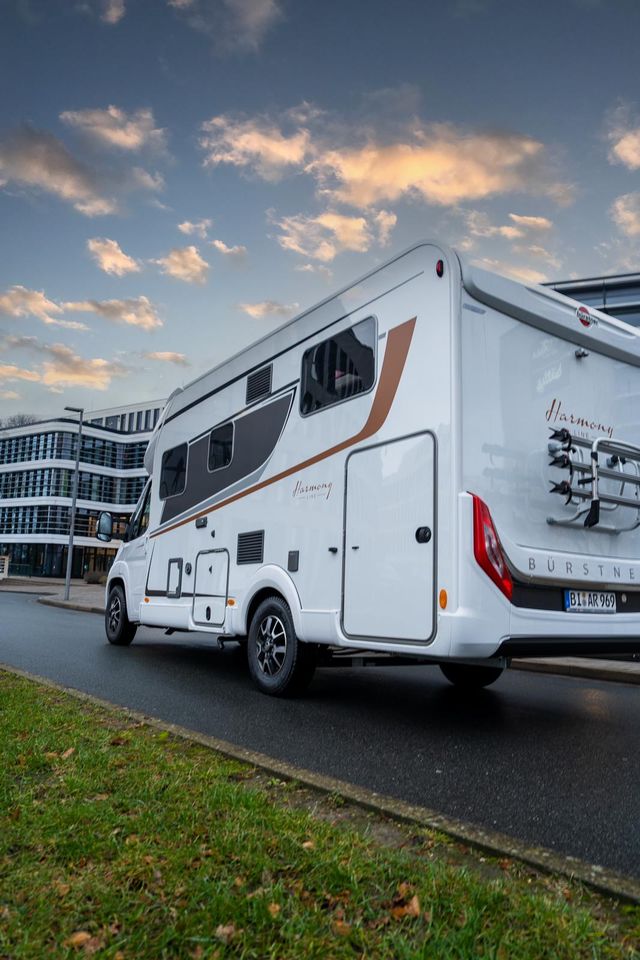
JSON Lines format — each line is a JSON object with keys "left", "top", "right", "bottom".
{"left": 0, "top": 401, "right": 164, "bottom": 579}
{"left": 547, "top": 273, "right": 640, "bottom": 328}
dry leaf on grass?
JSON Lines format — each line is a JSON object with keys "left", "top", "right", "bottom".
{"left": 267, "top": 902, "right": 281, "bottom": 917}
{"left": 61, "top": 747, "right": 76, "bottom": 759}
{"left": 215, "top": 923, "right": 236, "bottom": 944}
{"left": 65, "top": 931, "right": 92, "bottom": 948}
{"left": 333, "top": 920, "right": 352, "bottom": 936}
{"left": 302, "top": 840, "right": 315, "bottom": 850}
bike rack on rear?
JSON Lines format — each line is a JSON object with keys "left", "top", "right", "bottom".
{"left": 547, "top": 429, "right": 640, "bottom": 533}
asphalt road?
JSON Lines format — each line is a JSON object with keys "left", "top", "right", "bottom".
{"left": 1, "top": 591, "right": 638, "bottom": 879}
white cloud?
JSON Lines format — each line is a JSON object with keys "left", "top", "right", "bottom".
{"left": 0, "top": 126, "right": 116, "bottom": 216}
{"left": 0, "top": 285, "right": 88, "bottom": 330}
{"left": 508, "top": 213, "right": 553, "bottom": 231}
{"left": 0, "top": 390, "right": 20, "bottom": 400}
{"left": 473, "top": 257, "right": 548, "bottom": 285}
{"left": 60, "top": 105, "right": 166, "bottom": 153}
{"left": 274, "top": 210, "right": 387, "bottom": 262}
{"left": 239, "top": 300, "right": 298, "bottom": 318}
{"left": 465, "top": 210, "right": 523, "bottom": 240}
{"left": 0, "top": 362, "right": 40, "bottom": 384}
{"left": 200, "top": 113, "right": 311, "bottom": 180}
{"left": 611, "top": 193, "right": 640, "bottom": 237}
{"left": 40, "top": 343, "right": 128, "bottom": 390}
{"left": 607, "top": 103, "right": 640, "bottom": 171}
{"left": 178, "top": 218, "right": 212, "bottom": 238}
{"left": 153, "top": 245, "right": 210, "bottom": 284}
{"left": 87, "top": 237, "right": 141, "bottom": 276}
{"left": 64, "top": 296, "right": 163, "bottom": 330}
{"left": 200, "top": 108, "right": 570, "bottom": 211}
{"left": 520, "top": 244, "right": 561, "bottom": 268}
{"left": 172, "top": 0, "right": 282, "bottom": 52}
{"left": 102, "top": 0, "right": 126, "bottom": 24}
{"left": 144, "top": 351, "right": 190, "bottom": 366}
{"left": 210, "top": 238, "right": 247, "bottom": 259}
{"left": 0, "top": 337, "right": 128, "bottom": 391}
{"left": 374, "top": 210, "right": 397, "bottom": 246}
{"left": 295, "top": 263, "right": 332, "bottom": 280}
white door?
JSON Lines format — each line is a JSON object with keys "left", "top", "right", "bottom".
{"left": 343, "top": 433, "right": 436, "bottom": 642}
{"left": 192, "top": 550, "right": 229, "bottom": 627}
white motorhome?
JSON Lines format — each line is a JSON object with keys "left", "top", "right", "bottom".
{"left": 98, "top": 241, "right": 640, "bottom": 695}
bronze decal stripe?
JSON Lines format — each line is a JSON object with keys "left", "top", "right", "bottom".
{"left": 150, "top": 316, "right": 416, "bottom": 539}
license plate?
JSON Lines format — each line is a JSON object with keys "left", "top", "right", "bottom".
{"left": 564, "top": 590, "right": 617, "bottom": 613}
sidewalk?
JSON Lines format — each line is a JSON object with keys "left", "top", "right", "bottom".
{"left": 2, "top": 577, "right": 640, "bottom": 685}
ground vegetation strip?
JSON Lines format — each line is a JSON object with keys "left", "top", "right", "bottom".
{"left": 0, "top": 670, "right": 638, "bottom": 958}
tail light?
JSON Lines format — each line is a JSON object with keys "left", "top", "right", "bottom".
{"left": 471, "top": 494, "right": 513, "bottom": 601}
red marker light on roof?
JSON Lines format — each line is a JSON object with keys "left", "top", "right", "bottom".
{"left": 436, "top": 259, "right": 444, "bottom": 278}
{"left": 471, "top": 494, "right": 513, "bottom": 600}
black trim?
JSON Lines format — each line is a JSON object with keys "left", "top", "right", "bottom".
{"left": 498, "top": 637, "right": 640, "bottom": 657}
{"left": 512, "top": 581, "right": 640, "bottom": 613}
{"left": 164, "top": 270, "right": 424, "bottom": 426}
{"left": 166, "top": 558, "right": 183, "bottom": 599}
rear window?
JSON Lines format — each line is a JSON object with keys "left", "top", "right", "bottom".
{"left": 159, "top": 443, "right": 187, "bottom": 499}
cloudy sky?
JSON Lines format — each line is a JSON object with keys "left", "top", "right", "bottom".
{"left": 1, "top": 0, "right": 639, "bottom": 417}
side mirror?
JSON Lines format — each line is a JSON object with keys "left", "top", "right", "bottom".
{"left": 96, "top": 511, "right": 113, "bottom": 543}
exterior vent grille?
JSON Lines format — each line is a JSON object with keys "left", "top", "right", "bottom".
{"left": 246, "top": 365, "right": 272, "bottom": 404}
{"left": 237, "top": 530, "right": 264, "bottom": 565}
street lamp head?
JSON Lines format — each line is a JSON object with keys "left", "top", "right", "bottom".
{"left": 64, "top": 406, "right": 84, "bottom": 416}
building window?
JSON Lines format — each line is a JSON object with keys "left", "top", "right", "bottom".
{"left": 300, "top": 317, "right": 376, "bottom": 416}
{"left": 159, "top": 444, "right": 188, "bottom": 499}
{"left": 208, "top": 422, "right": 233, "bottom": 472}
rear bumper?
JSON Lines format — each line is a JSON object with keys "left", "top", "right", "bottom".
{"left": 498, "top": 636, "right": 640, "bottom": 657}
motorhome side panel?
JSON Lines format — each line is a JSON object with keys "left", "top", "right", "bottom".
{"left": 140, "top": 244, "right": 455, "bottom": 655}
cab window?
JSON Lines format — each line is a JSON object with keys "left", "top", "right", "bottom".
{"left": 127, "top": 482, "right": 151, "bottom": 540}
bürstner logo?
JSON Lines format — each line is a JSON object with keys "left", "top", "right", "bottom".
{"left": 577, "top": 305, "right": 595, "bottom": 328}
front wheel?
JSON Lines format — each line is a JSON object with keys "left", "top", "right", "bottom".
{"left": 105, "top": 585, "right": 137, "bottom": 646}
{"left": 439, "top": 662, "right": 504, "bottom": 689}
{"left": 247, "top": 596, "right": 316, "bottom": 697}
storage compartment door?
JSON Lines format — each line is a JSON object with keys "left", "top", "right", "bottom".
{"left": 343, "top": 433, "right": 436, "bottom": 642}
{"left": 193, "top": 550, "right": 229, "bottom": 627}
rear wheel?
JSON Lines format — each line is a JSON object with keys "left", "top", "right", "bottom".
{"left": 247, "top": 595, "right": 316, "bottom": 697}
{"left": 105, "top": 584, "right": 137, "bottom": 646}
{"left": 439, "top": 662, "right": 504, "bottom": 689}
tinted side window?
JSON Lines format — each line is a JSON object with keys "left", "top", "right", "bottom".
{"left": 208, "top": 422, "right": 233, "bottom": 471}
{"left": 159, "top": 444, "right": 187, "bottom": 499}
{"left": 300, "top": 317, "right": 376, "bottom": 416}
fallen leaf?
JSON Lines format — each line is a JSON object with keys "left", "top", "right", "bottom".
{"left": 215, "top": 924, "right": 236, "bottom": 945}
{"left": 66, "top": 931, "right": 92, "bottom": 948}
{"left": 114, "top": 952, "right": 125, "bottom": 960}
{"left": 397, "top": 882, "right": 412, "bottom": 898}
{"left": 267, "top": 902, "right": 281, "bottom": 917}
{"left": 405, "top": 895, "right": 421, "bottom": 917}
{"left": 61, "top": 747, "right": 76, "bottom": 759}
{"left": 302, "top": 840, "right": 315, "bottom": 850}
{"left": 54, "top": 881, "right": 70, "bottom": 897}
{"left": 333, "top": 920, "right": 352, "bottom": 936}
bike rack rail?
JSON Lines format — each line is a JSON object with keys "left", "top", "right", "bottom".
{"left": 547, "top": 429, "right": 640, "bottom": 533}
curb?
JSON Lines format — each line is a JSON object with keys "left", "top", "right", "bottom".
{"left": 1, "top": 660, "right": 639, "bottom": 906}
{"left": 38, "top": 597, "right": 105, "bottom": 616}
{"left": 511, "top": 658, "right": 640, "bottom": 685}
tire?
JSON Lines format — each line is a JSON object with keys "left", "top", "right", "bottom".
{"left": 439, "top": 662, "right": 504, "bottom": 689}
{"left": 105, "top": 584, "right": 137, "bottom": 646}
{"left": 247, "top": 595, "right": 316, "bottom": 697}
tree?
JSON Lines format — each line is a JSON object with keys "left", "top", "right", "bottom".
{"left": 0, "top": 413, "right": 40, "bottom": 429}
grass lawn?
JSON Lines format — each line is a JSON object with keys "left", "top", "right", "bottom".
{"left": 0, "top": 669, "right": 638, "bottom": 959}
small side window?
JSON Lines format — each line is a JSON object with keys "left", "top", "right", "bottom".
{"left": 208, "top": 422, "right": 233, "bottom": 472}
{"left": 300, "top": 317, "right": 376, "bottom": 416}
{"left": 159, "top": 443, "right": 188, "bottom": 499}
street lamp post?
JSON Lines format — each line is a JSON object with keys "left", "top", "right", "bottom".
{"left": 63, "top": 406, "right": 84, "bottom": 602}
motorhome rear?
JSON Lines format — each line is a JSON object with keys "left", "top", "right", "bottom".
{"left": 98, "top": 241, "right": 640, "bottom": 695}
